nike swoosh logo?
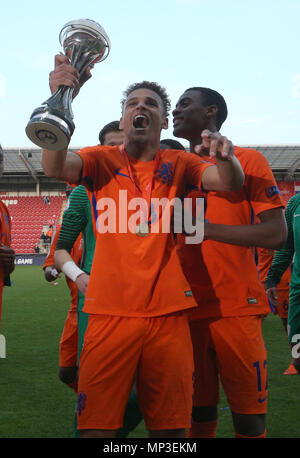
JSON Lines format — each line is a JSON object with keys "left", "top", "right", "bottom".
{"left": 115, "top": 168, "right": 130, "bottom": 179}
{"left": 258, "top": 396, "right": 267, "bottom": 403}
{"left": 294, "top": 214, "right": 300, "bottom": 217}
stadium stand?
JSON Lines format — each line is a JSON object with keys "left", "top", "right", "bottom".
{"left": 0, "top": 148, "right": 73, "bottom": 254}
{"left": 1, "top": 145, "right": 300, "bottom": 254}
{"left": 3, "top": 195, "right": 64, "bottom": 254}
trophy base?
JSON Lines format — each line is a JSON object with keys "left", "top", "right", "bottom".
{"left": 25, "top": 107, "right": 75, "bottom": 151}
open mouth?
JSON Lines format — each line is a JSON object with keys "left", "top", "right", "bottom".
{"left": 173, "top": 117, "right": 183, "bottom": 127}
{"left": 133, "top": 115, "right": 150, "bottom": 129}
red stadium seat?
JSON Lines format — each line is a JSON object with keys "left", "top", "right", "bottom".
{"left": 11, "top": 196, "right": 64, "bottom": 253}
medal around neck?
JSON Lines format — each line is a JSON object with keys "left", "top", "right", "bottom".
{"left": 136, "top": 222, "right": 149, "bottom": 237}
{"left": 25, "top": 19, "right": 111, "bottom": 151}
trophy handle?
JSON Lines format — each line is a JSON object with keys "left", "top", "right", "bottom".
{"left": 43, "top": 86, "right": 75, "bottom": 124}
{"left": 42, "top": 39, "right": 102, "bottom": 121}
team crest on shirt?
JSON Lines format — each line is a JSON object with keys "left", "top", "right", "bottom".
{"left": 77, "top": 392, "right": 87, "bottom": 416}
{"left": 265, "top": 185, "right": 280, "bottom": 198}
{"left": 155, "top": 162, "right": 174, "bottom": 186}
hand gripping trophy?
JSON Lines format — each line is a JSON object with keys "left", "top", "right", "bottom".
{"left": 26, "top": 19, "right": 110, "bottom": 150}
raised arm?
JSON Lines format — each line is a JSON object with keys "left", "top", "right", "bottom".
{"left": 201, "top": 144, "right": 287, "bottom": 250}
{"left": 41, "top": 148, "right": 83, "bottom": 184}
{"left": 42, "top": 54, "right": 89, "bottom": 183}
{"left": 197, "top": 130, "right": 244, "bottom": 192}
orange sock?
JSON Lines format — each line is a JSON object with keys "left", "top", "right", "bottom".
{"left": 235, "top": 430, "right": 266, "bottom": 438}
{"left": 188, "top": 420, "right": 218, "bottom": 438}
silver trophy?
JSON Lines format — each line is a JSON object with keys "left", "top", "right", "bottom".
{"left": 25, "top": 19, "right": 110, "bottom": 150}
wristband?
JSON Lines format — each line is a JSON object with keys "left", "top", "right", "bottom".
{"left": 61, "top": 260, "right": 84, "bottom": 282}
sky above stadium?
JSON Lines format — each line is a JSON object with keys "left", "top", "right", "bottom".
{"left": 1, "top": 0, "right": 300, "bottom": 148}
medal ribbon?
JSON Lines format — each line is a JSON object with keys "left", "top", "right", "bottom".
{"left": 119, "top": 144, "right": 161, "bottom": 225}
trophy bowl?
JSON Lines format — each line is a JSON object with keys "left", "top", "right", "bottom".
{"left": 25, "top": 19, "right": 110, "bottom": 151}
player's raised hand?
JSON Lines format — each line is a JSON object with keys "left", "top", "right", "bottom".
{"left": 194, "top": 130, "right": 234, "bottom": 161}
{"left": 49, "top": 54, "right": 92, "bottom": 97}
{"left": 76, "top": 272, "right": 90, "bottom": 296}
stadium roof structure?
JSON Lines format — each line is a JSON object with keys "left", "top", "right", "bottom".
{"left": 1, "top": 147, "right": 79, "bottom": 193}
{"left": 242, "top": 144, "right": 300, "bottom": 170}
{"left": 3, "top": 147, "right": 79, "bottom": 174}
{"left": 2, "top": 144, "right": 300, "bottom": 185}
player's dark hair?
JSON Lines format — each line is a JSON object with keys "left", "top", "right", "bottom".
{"left": 121, "top": 81, "right": 171, "bottom": 117}
{"left": 160, "top": 139, "right": 186, "bottom": 150}
{"left": 185, "top": 87, "right": 228, "bottom": 129}
{"left": 98, "top": 120, "right": 121, "bottom": 145}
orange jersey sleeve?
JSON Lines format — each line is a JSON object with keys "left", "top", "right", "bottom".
{"left": 237, "top": 147, "right": 284, "bottom": 215}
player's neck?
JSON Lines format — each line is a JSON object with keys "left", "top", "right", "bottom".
{"left": 124, "top": 141, "right": 159, "bottom": 162}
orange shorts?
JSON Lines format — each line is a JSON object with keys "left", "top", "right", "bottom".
{"left": 77, "top": 313, "right": 194, "bottom": 431}
{"left": 275, "top": 288, "right": 289, "bottom": 319}
{"left": 59, "top": 309, "right": 78, "bottom": 367}
{"left": 190, "top": 315, "right": 268, "bottom": 414}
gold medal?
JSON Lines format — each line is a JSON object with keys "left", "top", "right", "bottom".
{"left": 136, "top": 222, "right": 149, "bottom": 237}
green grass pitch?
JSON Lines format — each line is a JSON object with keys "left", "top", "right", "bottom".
{"left": 0, "top": 266, "right": 299, "bottom": 438}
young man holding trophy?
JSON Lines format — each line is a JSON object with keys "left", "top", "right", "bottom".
{"left": 27, "top": 19, "right": 245, "bottom": 438}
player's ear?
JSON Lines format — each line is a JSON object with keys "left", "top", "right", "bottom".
{"left": 206, "top": 105, "right": 217, "bottom": 119}
{"left": 119, "top": 117, "right": 124, "bottom": 130}
{"left": 161, "top": 117, "right": 168, "bottom": 130}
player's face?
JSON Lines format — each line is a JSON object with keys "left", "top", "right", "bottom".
{"left": 172, "top": 90, "right": 207, "bottom": 141}
{"left": 103, "top": 130, "right": 124, "bottom": 146}
{"left": 120, "top": 88, "right": 168, "bottom": 146}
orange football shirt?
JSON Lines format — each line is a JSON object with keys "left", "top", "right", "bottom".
{"left": 43, "top": 226, "right": 83, "bottom": 311}
{"left": 0, "top": 200, "right": 12, "bottom": 318}
{"left": 177, "top": 147, "right": 285, "bottom": 319}
{"left": 77, "top": 145, "right": 212, "bottom": 317}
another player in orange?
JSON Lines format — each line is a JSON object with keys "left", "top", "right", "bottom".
{"left": 0, "top": 145, "right": 15, "bottom": 327}
{"left": 173, "top": 87, "right": 287, "bottom": 438}
{"left": 43, "top": 199, "right": 83, "bottom": 392}
{"left": 41, "top": 55, "right": 244, "bottom": 438}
